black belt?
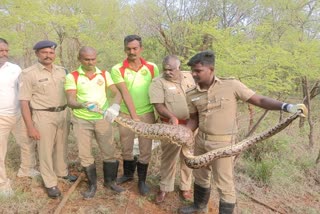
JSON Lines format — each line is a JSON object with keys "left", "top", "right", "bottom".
{"left": 32, "top": 105, "right": 67, "bottom": 112}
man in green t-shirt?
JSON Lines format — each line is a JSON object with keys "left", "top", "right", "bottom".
{"left": 65, "top": 46, "right": 124, "bottom": 199}
{"left": 110, "top": 35, "right": 159, "bottom": 196}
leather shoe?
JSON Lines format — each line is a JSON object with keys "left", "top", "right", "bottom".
{"left": 60, "top": 174, "right": 78, "bottom": 182}
{"left": 155, "top": 190, "right": 167, "bottom": 204}
{"left": 47, "top": 186, "right": 61, "bottom": 199}
{"left": 180, "top": 190, "right": 192, "bottom": 201}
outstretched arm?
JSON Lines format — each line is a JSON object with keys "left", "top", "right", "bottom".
{"left": 247, "top": 94, "right": 308, "bottom": 117}
{"left": 107, "top": 84, "right": 122, "bottom": 105}
{"left": 115, "top": 82, "right": 139, "bottom": 120}
{"left": 66, "top": 90, "right": 85, "bottom": 109}
{"left": 247, "top": 94, "right": 283, "bottom": 110}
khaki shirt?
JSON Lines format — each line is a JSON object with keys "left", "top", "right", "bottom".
{"left": 187, "top": 77, "right": 255, "bottom": 135}
{"left": 19, "top": 63, "right": 67, "bottom": 109}
{"left": 149, "top": 71, "right": 195, "bottom": 120}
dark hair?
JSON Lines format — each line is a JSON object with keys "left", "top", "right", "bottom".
{"left": 187, "top": 50, "right": 215, "bottom": 67}
{"left": 0, "top": 38, "right": 8, "bottom": 45}
{"left": 124, "top": 35, "right": 142, "bottom": 47}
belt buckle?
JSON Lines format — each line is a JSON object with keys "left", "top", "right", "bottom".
{"left": 199, "top": 131, "right": 207, "bottom": 140}
{"left": 54, "top": 106, "right": 62, "bottom": 112}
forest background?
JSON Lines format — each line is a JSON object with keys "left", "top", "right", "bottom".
{"left": 1, "top": 0, "right": 320, "bottom": 213}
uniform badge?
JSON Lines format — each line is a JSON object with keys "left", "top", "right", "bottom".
{"left": 141, "top": 70, "right": 148, "bottom": 76}
{"left": 97, "top": 79, "right": 104, "bottom": 86}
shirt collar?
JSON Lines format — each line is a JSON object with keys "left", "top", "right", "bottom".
{"left": 0, "top": 61, "right": 9, "bottom": 69}
{"left": 122, "top": 58, "right": 148, "bottom": 71}
{"left": 195, "top": 76, "right": 221, "bottom": 92}
{"left": 77, "top": 66, "right": 101, "bottom": 74}
{"left": 37, "top": 62, "right": 57, "bottom": 72}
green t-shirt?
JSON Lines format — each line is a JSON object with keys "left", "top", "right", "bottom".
{"left": 64, "top": 66, "right": 114, "bottom": 120}
{"left": 110, "top": 58, "right": 159, "bottom": 115}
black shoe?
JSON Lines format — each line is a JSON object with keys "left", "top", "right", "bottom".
{"left": 61, "top": 174, "right": 78, "bottom": 182}
{"left": 82, "top": 163, "right": 97, "bottom": 199}
{"left": 47, "top": 186, "right": 61, "bottom": 199}
{"left": 137, "top": 162, "right": 149, "bottom": 196}
{"left": 116, "top": 159, "right": 137, "bottom": 184}
{"left": 103, "top": 160, "right": 125, "bottom": 193}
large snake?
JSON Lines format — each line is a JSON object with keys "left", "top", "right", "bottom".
{"left": 115, "top": 112, "right": 302, "bottom": 169}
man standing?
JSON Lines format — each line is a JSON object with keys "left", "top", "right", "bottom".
{"left": 178, "top": 51, "right": 307, "bottom": 214}
{"left": 110, "top": 35, "right": 159, "bottom": 195}
{"left": 0, "top": 38, "right": 40, "bottom": 197}
{"left": 19, "top": 40, "right": 76, "bottom": 199}
{"left": 149, "top": 55, "right": 194, "bottom": 203}
{"left": 65, "top": 46, "right": 124, "bottom": 199}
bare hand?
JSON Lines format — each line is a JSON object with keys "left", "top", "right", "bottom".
{"left": 27, "top": 127, "right": 40, "bottom": 140}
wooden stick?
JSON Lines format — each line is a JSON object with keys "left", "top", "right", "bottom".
{"left": 53, "top": 173, "right": 84, "bottom": 214}
{"left": 236, "top": 187, "right": 286, "bottom": 214}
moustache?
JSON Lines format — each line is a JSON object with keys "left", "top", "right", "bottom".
{"left": 44, "top": 57, "right": 53, "bottom": 60}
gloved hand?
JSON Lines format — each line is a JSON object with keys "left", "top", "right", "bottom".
{"left": 282, "top": 103, "right": 308, "bottom": 117}
{"left": 82, "top": 102, "right": 100, "bottom": 113}
{"left": 103, "top": 104, "right": 120, "bottom": 123}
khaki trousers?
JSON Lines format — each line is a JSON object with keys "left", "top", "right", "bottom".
{"left": 119, "top": 112, "right": 155, "bottom": 164}
{"left": 159, "top": 139, "right": 192, "bottom": 192}
{"left": 33, "top": 110, "right": 69, "bottom": 188}
{"left": 72, "top": 116, "right": 115, "bottom": 167}
{"left": 0, "top": 114, "right": 37, "bottom": 184}
{"left": 193, "top": 134, "right": 236, "bottom": 203}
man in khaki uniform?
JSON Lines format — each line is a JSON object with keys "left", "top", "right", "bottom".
{"left": 19, "top": 40, "right": 76, "bottom": 199}
{"left": 179, "top": 51, "right": 307, "bottom": 214}
{"left": 0, "top": 38, "right": 39, "bottom": 197}
{"left": 65, "top": 46, "right": 124, "bottom": 199}
{"left": 149, "top": 55, "right": 194, "bottom": 204}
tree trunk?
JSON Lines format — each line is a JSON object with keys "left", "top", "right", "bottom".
{"left": 246, "top": 109, "right": 269, "bottom": 138}
{"left": 301, "top": 77, "right": 314, "bottom": 148}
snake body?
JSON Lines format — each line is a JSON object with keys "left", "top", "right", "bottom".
{"left": 115, "top": 112, "right": 301, "bottom": 169}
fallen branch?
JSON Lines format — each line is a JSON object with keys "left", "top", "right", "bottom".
{"left": 236, "top": 187, "right": 286, "bottom": 214}
{"left": 54, "top": 173, "right": 84, "bottom": 214}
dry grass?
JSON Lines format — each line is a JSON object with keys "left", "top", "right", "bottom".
{"left": 1, "top": 100, "right": 320, "bottom": 213}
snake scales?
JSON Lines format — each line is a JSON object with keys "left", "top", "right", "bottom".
{"left": 114, "top": 112, "right": 302, "bottom": 169}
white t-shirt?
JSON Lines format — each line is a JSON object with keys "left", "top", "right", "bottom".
{"left": 0, "top": 62, "right": 22, "bottom": 115}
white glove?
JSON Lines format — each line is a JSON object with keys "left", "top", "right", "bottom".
{"left": 82, "top": 102, "right": 100, "bottom": 113}
{"left": 282, "top": 103, "right": 308, "bottom": 117}
{"left": 103, "top": 104, "right": 120, "bottom": 123}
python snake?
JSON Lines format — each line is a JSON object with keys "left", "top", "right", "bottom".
{"left": 115, "top": 112, "right": 302, "bottom": 169}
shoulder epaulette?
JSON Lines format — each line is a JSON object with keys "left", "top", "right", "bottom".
{"left": 22, "top": 64, "right": 36, "bottom": 73}
{"left": 186, "top": 86, "right": 197, "bottom": 94}
{"left": 219, "top": 76, "right": 236, "bottom": 80}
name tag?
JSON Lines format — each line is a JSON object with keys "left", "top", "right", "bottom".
{"left": 191, "top": 97, "right": 200, "bottom": 101}
{"left": 38, "top": 78, "right": 48, "bottom": 82}
{"left": 168, "top": 86, "right": 176, "bottom": 90}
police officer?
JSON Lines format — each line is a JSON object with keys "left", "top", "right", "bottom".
{"left": 149, "top": 55, "right": 194, "bottom": 203}
{"left": 65, "top": 46, "right": 124, "bottom": 199}
{"left": 110, "top": 35, "right": 159, "bottom": 196}
{"left": 178, "top": 51, "right": 308, "bottom": 214}
{"left": 19, "top": 40, "right": 77, "bottom": 199}
{"left": 0, "top": 38, "right": 39, "bottom": 197}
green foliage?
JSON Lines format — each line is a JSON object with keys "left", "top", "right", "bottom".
{"left": 1, "top": 0, "right": 319, "bottom": 93}
{"left": 246, "top": 157, "right": 276, "bottom": 185}
{"left": 242, "top": 135, "right": 290, "bottom": 185}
